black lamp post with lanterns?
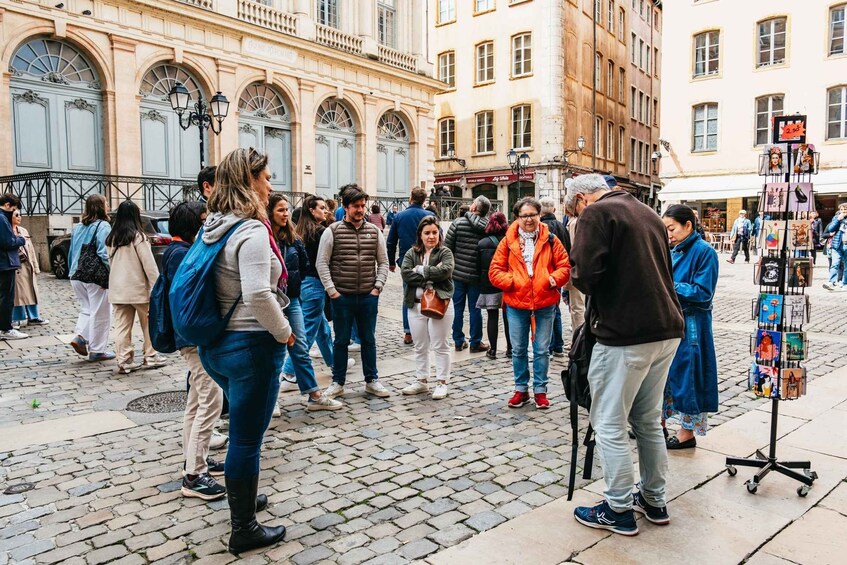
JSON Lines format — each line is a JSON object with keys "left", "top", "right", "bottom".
{"left": 168, "top": 82, "right": 230, "bottom": 169}
{"left": 507, "top": 148, "right": 531, "bottom": 177}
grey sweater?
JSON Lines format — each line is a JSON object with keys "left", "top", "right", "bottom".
{"left": 202, "top": 213, "right": 292, "bottom": 343}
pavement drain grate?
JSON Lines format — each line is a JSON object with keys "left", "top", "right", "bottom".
{"left": 4, "top": 482, "right": 35, "bottom": 494}
{"left": 125, "top": 391, "right": 187, "bottom": 414}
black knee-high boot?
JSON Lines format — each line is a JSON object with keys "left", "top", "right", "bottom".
{"left": 226, "top": 475, "right": 285, "bottom": 555}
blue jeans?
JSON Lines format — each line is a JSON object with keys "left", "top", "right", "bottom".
{"left": 331, "top": 293, "right": 379, "bottom": 384}
{"left": 199, "top": 331, "right": 285, "bottom": 480}
{"left": 284, "top": 277, "right": 334, "bottom": 374}
{"left": 507, "top": 305, "right": 556, "bottom": 393}
{"left": 12, "top": 304, "right": 40, "bottom": 323}
{"left": 829, "top": 247, "right": 847, "bottom": 284}
{"left": 280, "top": 298, "right": 319, "bottom": 395}
{"left": 451, "top": 280, "right": 483, "bottom": 347}
{"left": 550, "top": 300, "right": 564, "bottom": 353}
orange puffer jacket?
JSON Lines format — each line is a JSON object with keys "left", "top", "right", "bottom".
{"left": 489, "top": 221, "right": 571, "bottom": 311}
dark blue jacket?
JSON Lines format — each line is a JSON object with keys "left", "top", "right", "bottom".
{"left": 826, "top": 215, "right": 847, "bottom": 251}
{"left": 280, "top": 239, "right": 308, "bottom": 300}
{"left": 386, "top": 204, "right": 435, "bottom": 268}
{"left": 0, "top": 210, "right": 26, "bottom": 272}
{"left": 667, "top": 232, "right": 719, "bottom": 415}
{"left": 162, "top": 240, "right": 192, "bottom": 349}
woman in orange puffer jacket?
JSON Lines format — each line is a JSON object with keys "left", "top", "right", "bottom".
{"left": 489, "top": 197, "right": 571, "bottom": 410}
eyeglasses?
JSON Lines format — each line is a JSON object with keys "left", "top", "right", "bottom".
{"left": 518, "top": 213, "right": 539, "bottom": 220}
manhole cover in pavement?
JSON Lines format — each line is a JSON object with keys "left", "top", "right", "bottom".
{"left": 126, "top": 391, "right": 187, "bottom": 414}
{"left": 4, "top": 482, "right": 34, "bottom": 494}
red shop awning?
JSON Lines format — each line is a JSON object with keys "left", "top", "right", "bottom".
{"left": 434, "top": 170, "right": 536, "bottom": 186}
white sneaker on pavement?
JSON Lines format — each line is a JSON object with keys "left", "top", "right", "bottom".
{"left": 209, "top": 431, "right": 229, "bottom": 450}
{"left": 309, "top": 345, "right": 322, "bottom": 358}
{"left": 402, "top": 381, "right": 429, "bottom": 395}
{"left": 324, "top": 382, "right": 345, "bottom": 398}
{"left": 349, "top": 342, "right": 362, "bottom": 352}
{"left": 116, "top": 362, "right": 142, "bottom": 375}
{"left": 272, "top": 402, "right": 282, "bottom": 418}
{"left": 365, "top": 381, "right": 391, "bottom": 398}
{"left": 143, "top": 356, "right": 168, "bottom": 369}
{"left": 0, "top": 329, "right": 29, "bottom": 340}
{"left": 279, "top": 376, "right": 299, "bottom": 392}
{"left": 347, "top": 358, "right": 356, "bottom": 370}
{"left": 306, "top": 395, "right": 343, "bottom": 411}
{"left": 432, "top": 383, "right": 448, "bottom": 400}
{"left": 823, "top": 282, "right": 836, "bottom": 291}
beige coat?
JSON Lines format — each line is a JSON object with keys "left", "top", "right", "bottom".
{"left": 107, "top": 233, "right": 159, "bottom": 304}
{"left": 14, "top": 226, "right": 40, "bottom": 306}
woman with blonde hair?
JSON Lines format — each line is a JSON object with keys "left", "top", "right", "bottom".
{"left": 198, "top": 147, "right": 294, "bottom": 555}
{"left": 106, "top": 200, "right": 165, "bottom": 374}
{"left": 10, "top": 209, "right": 49, "bottom": 328}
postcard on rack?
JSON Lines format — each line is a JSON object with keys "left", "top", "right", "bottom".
{"left": 758, "top": 293, "right": 783, "bottom": 325}
{"left": 792, "top": 143, "right": 817, "bottom": 174}
{"left": 784, "top": 332, "right": 806, "bottom": 361}
{"left": 787, "top": 258, "right": 813, "bottom": 288}
{"left": 788, "top": 220, "right": 812, "bottom": 250}
{"left": 758, "top": 256, "right": 785, "bottom": 287}
{"left": 749, "top": 363, "right": 779, "bottom": 398}
{"left": 784, "top": 294, "right": 808, "bottom": 326}
{"left": 755, "top": 329, "right": 781, "bottom": 363}
{"left": 787, "top": 183, "right": 814, "bottom": 212}
{"left": 780, "top": 368, "right": 806, "bottom": 400}
{"left": 761, "top": 183, "right": 788, "bottom": 213}
{"left": 760, "top": 146, "right": 789, "bottom": 176}
{"left": 760, "top": 220, "right": 783, "bottom": 251}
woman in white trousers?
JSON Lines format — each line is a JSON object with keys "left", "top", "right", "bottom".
{"left": 400, "top": 216, "right": 455, "bottom": 400}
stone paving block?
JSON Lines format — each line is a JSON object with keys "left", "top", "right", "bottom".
{"left": 145, "top": 539, "right": 186, "bottom": 562}
{"left": 426, "top": 510, "right": 467, "bottom": 530}
{"left": 337, "top": 546, "right": 376, "bottom": 565}
{"left": 90, "top": 528, "right": 131, "bottom": 549}
{"left": 426, "top": 522, "right": 475, "bottom": 547}
{"left": 68, "top": 481, "right": 108, "bottom": 497}
{"left": 420, "top": 498, "right": 459, "bottom": 516}
{"left": 291, "top": 545, "right": 334, "bottom": 565}
{"left": 0, "top": 533, "right": 36, "bottom": 552}
{"left": 328, "top": 532, "right": 370, "bottom": 553}
{"left": 396, "top": 523, "right": 436, "bottom": 544}
{"left": 34, "top": 542, "right": 93, "bottom": 565}
{"left": 310, "top": 512, "right": 345, "bottom": 530}
{"left": 84, "top": 544, "right": 128, "bottom": 565}
{"left": 0, "top": 519, "right": 39, "bottom": 540}
{"left": 360, "top": 553, "right": 409, "bottom": 565}
{"left": 125, "top": 531, "right": 167, "bottom": 552}
{"left": 10, "top": 539, "right": 54, "bottom": 561}
{"left": 367, "top": 536, "right": 401, "bottom": 555}
{"left": 465, "top": 510, "right": 507, "bottom": 532}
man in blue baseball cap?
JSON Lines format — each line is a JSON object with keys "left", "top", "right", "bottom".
{"left": 603, "top": 175, "right": 618, "bottom": 189}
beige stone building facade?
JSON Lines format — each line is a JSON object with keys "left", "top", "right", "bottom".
{"left": 1, "top": 0, "right": 440, "bottom": 212}
{"left": 659, "top": 0, "right": 847, "bottom": 229}
{"left": 430, "top": 0, "right": 662, "bottom": 213}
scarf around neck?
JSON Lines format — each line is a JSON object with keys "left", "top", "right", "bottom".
{"left": 518, "top": 227, "right": 538, "bottom": 277}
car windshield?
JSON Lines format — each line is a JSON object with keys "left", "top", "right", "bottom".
{"left": 151, "top": 219, "right": 170, "bottom": 235}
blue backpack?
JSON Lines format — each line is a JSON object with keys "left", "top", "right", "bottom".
{"left": 169, "top": 221, "right": 245, "bottom": 348}
{"left": 149, "top": 258, "right": 177, "bottom": 354}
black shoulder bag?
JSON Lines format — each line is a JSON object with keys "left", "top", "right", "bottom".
{"left": 71, "top": 222, "right": 110, "bottom": 289}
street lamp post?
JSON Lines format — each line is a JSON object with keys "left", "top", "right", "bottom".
{"left": 562, "top": 135, "right": 587, "bottom": 166}
{"left": 168, "top": 82, "right": 230, "bottom": 169}
{"left": 507, "top": 148, "right": 530, "bottom": 177}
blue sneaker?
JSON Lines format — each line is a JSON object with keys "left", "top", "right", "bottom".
{"left": 632, "top": 491, "right": 670, "bottom": 525}
{"left": 87, "top": 351, "right": 116, "bottom": 362}
{"left": 574, "top": 500, "right": 639, "bottom": 536}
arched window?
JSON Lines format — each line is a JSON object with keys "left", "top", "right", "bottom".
{"left": 238, "top": 83, "right": 289, "bottom": 120}
{"left": 316, "top": 98, "right": 354, "bottom": 131}
{"left": 11, "top": 38, "right": 98, "bottom": 86}
{"left": 377, "top": 112, "right": 408, "bottom": 141}
{"left": 140, "top": 64, "right": 203, "bottom": 101}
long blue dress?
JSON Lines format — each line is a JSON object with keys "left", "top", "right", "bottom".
{"left": 663, "top": 231, "right": 720, "bottom": 435}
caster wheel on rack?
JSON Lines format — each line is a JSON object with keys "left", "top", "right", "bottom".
{"left": 804, "top": 470, "right": 818, "bottom": 481}
{"left": 726, "top": 465, "right": 737, "bottom": 477}
{"left": 797, "top": 485, "right": 811, "bottom": 497}
{"left": 746, "top": 480, "right": 758, "bottom": 494}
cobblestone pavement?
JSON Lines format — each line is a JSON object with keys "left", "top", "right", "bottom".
{"left": 1, "top": 256, "right": 845, "bottom": 564}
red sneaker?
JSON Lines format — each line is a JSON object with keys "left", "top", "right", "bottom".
{"left": 534, "top": 393, "right": 550, "bottom": 409}
{"left": 508, "top": 391, "right": 530, "bottom": 408}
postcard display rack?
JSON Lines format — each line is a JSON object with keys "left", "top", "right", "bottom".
{"left": 725, "top": 116, "right": 818, "bottom": 497}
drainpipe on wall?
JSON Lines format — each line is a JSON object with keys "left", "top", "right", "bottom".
{"left": 592, "top": 1, "right": 598, "bottom": 171}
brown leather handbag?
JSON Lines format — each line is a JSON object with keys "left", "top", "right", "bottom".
{"left": 420, "top": 285, "right": 448, "bottom": 320}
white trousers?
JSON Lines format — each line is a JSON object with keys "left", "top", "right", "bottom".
{"left": 182, "top": 347, "right": 224, "bottom": 476}
{"left": 71, "top": 281, "right": 111, "bottom": 354}
{"left": 407, "top": 302, "right": 454, "bottom": 383}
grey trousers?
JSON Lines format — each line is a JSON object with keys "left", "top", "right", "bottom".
{"left": 587, "top": 338, "right": 681, "bottom": 512}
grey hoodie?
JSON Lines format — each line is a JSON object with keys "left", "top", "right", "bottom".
{"left": 203, "top": 212, "right": 291, "bottom": 343}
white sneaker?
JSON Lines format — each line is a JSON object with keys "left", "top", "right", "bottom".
{"left": 306, "top": 394, "right": 344, "bottom": 411}
{"left": 324, "top": 382, "right": 345, "bottom": 398}
{"left": 279, "top": 376, "right": 299, "bottom": 392}
{"left": 347, "top": 359, "right": 356, "bottom": 370}
{"left": 309, "top": 345, "right": 322, "bottom": 359}
{"left": 272, "top": 402, "right": 282, "bottom": 418}
{"left": 209, "top": 431, "right": 229, "bottom": 450}
{"left": 402, "top": 381, "right": 429, "bottom": 395}
{"left": 0, "top": 329, "right": 29, "bottom": 340}
{"left": 28, "top": 318, "right": 50, "bottom": 326}
{"left": 823, "top": 282, "right": 836, "bottom": 291}
{"left": 365, "top": 381, "right": 391, "bottom": 398}
{"left": 143, "top": 356, "right": 168, "bottom": 369}
{"left": 349, "top": 342, "right": 362, "bottom": 352}
{"left": 432, "top": 383, "right": 448, "bottom": 400}
{"left": 116, "top": 362, "right": 142, "bottom": 375}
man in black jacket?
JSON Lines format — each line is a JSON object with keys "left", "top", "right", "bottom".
{"left": 566, "top": 174, "right": 683, "bottom": 536}
{"left": 0, "top": 193, "right": 27, "bottom": 340}
{"left": 539, "top": 197, "right": 570, "bottom": 357}
{"left": 444, "top": 196, "right": 490, "bottom": 352}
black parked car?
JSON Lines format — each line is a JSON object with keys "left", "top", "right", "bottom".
{"left": 50, "top": 211, "right": 171, "bottom": 279}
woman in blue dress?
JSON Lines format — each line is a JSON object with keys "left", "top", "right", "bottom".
{"left": 661, "top": 204, "right": 720, "bottom": 449}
